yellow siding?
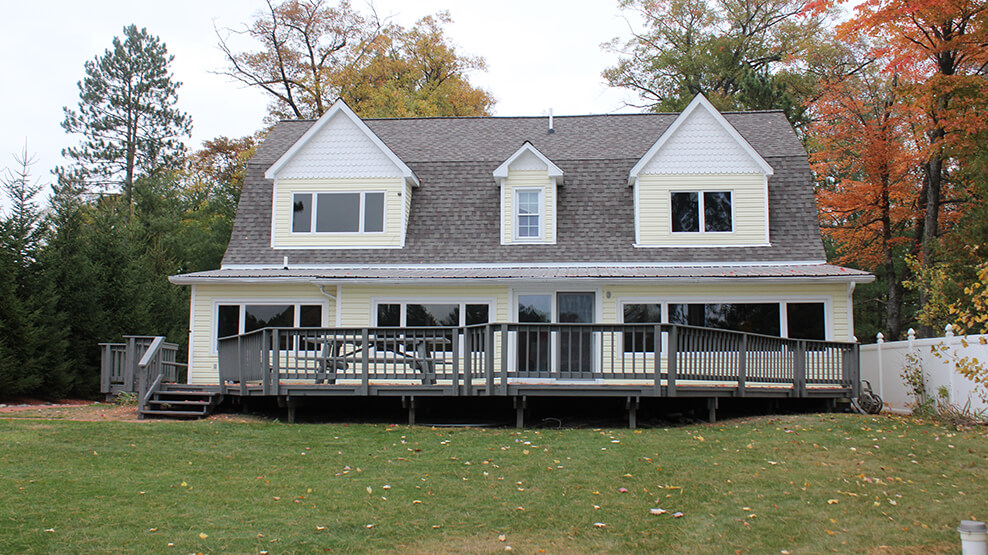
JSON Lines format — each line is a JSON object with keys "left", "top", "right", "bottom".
{"left": 502, "top": 170, "right": 555, "bottom": 244}
{"left": 602, "top": 282, "right": 850, "bottom": 341}
{"left": 272, "top": 177, "right": 406, "bottom": 248}
{"left": 637, "top": 174, "right": 767, "bottom": 246}
{"left": 189, "top": 283, "right": 334, "bottom": 384}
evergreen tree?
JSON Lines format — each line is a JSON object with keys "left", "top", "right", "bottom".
{"left": 59, "top": 24, "right": 192, "bottom": 215}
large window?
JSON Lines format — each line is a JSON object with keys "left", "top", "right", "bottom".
{"left": 292, "top": 191, "right": 385, "bottom": 233}
{"left": 215, "top": 302, "right": 323, "bottom": 351}
{"left": 621, "top": 301, "right": 827, "bottom": 353}
{"left": 515, "top": 189, "right": 542, "bottom": 239}
{"left": 671, "top": 191, "right": 732, "bottom": 233}
{"left": 375, "top": 302, "right": 491, "bottom": 327}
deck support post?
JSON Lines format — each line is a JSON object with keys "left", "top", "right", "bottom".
{"left": 667, "top": 326, "right": 678, "bottom": 397}
{"left": 286, "top": 397, "right": 297, "bottom": 424}
{"left": 514, "top": 396, "right": 526, "bottom": 429}
{"left": 627, "top": 396, "right": 639, "bottom": 429}
{"left": 707, "top": 397, "right": 718, "bottom": 423}
{"left": 403, "top": 396, "right": 415, "bottom": 426}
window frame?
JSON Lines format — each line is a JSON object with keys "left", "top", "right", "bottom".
{"left": 291, "top": 190, "right": 386, "bottom": 234}
{"left": 212, "top": 300, "right": 327, "bottom": 354}
{"left": 669, "top": 189, "right": 734, "bottom": 234}
{"left": 371, "top": 299, "right": 497, "bottom": 328}
{"left": 514, "top": 187, "right": 544, "bottom": 241}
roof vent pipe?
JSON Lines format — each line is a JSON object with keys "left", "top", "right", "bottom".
{"left": 283, "top": 255, "right": 289, "bottom": 270}
{"left": 548, "top": 108, "right": 554, "bottom": 134}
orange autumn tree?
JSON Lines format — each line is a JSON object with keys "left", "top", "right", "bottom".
{"left": 807, "top": 0, "right": 988, "bottom": 335}
{"left": 811, "top": 63, "right": 924, "bottom": 339}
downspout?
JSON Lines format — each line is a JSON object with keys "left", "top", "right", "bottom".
{"left": 313, "top": 283, "right": 338, "bottom": 327}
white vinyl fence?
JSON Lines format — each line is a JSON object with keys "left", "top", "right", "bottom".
{"left": 860, "top": 326, "right": 988, "bottom": 414}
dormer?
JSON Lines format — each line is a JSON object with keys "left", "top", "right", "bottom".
{"left": 265, "top": 100, "right": 418, "bottom": 249}
{"left": 494, "top": 142, "right": 562, "bottom": 244}
{"left": 629, "top": 95, "right": 774, "bottom": 248}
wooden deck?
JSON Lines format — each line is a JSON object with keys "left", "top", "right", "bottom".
{"left": 103, "top": 324, "right": 860, "bottom": 425}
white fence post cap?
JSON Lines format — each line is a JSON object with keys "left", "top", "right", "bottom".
{"left": 945, "top": 324, "right": 955, "bottom": 337}
{"left": 877, "top": 332, "right": 884, "bottom": 343}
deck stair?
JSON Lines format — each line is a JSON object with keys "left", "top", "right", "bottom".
{"left": 139, "top": 383, "right": 223, "bottom": 419}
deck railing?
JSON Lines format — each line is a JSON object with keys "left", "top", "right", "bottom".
{"left": 99, "top": 335, "right": 187, "bottom": 398}
{"left": 217, "top": 323, "right": 859, "bottom": 397}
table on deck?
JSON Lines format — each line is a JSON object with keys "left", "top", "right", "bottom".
{"left": 303, "top": 334, "right": 452, "bottom": 385}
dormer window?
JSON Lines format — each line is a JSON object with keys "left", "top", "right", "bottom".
{"left": 292, "top": 191, "right": 385, "bottom": 234}
{"left": 516, "top": 189, "right": 543, "bottom": 239}
{"left": 671, "top": 191, "right": 733, "bottom": 233}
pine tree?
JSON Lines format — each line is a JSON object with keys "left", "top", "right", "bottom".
{"left": 59, "top": 24, "right": 192, "bottom": 216}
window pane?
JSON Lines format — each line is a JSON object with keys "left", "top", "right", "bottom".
{"left": 316, "top": 193, "right": 360, "bottom": 232}
{"left": 465, "top": 304, "right": 489, "bottom": 325}
{"left": 377, "top": 304, "right": 401, "bottom": 326}
{"left": 244, "top": 305, "right": 294, "bottom": 332}
{"left": 299, "top": 305, "right": 322, "bottom": 327}
{"left": 407, "top": 304, "right": 459, "bottom": 326}
{"left": 517, "top": 191, "right": 540, "bottom": 214}
{"left": 364, "top": 192, "right": 384, "bottom": 233}
{"left": 704, "top": 191, "right": 732, "bottom": 232}
{"left": 518, "top": 215, "right": 539, "bottom": 238}
{"left": 671, "top": 192, "right": 699, "bottom": 232}
{"left": 218, "top": 305, "right": 240, "bottom": 339}
{"left": 669, "top": 303, "right": 704, "bottom": 326}
{"left": 518, "top": 295, "right": 551, "bottom": 323}
{"left": 623, "top": 303, "right": 661, "bottom": 352}
{"left": 787, "top": 303, "right": 825, "bottom": 340}
{"left": 669, "top": 303, "right": 780, "bottom": 336}
{"left": 292, "top": 194, "right": 311, "bottom": 232}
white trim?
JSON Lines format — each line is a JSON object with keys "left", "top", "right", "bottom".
{"left": 633, "top": 242, "right": 771, "bottom": 248}
{"left": 493, "top": 142, "right": 564, "bottom": 182}
{"left": 633, "top": 177, "right": 641, "bottom": 245}
{"left": 269, "top": 179, "right": 279, "bottom": 249}
{"left": 846, "top": 281, "right": 856, "bottom": 342}
{"left": 400, "top": 183, "right": 408, "bottom": 248}
{"left": 551, "top": 177, "right": 559, "bottom": 243}
{"left": 669, "top": 189, "right": 735, "bottom": 234}
{"left": 264, "top": 100, "right": 419, "bottom": 186}
{"left": 763, "top": 175, "right": 771, "bottom": 245}
{"left": 335, "top": 284, "right": 343, "bottom": 327}
{"left": 216, "top": 260, "right": 835, "bottom": 270}
{"left": 499, "top": 178, "right": 506, "bottom": 244}
{"left": 514, "top": 187, "right": 545, "bottom": 241}
{"left": 173, "top": 276, "right": 870, "bottom": 287}
{"left": 290, "top": 190, "right": 387, "bottom": 235}
{"left": 188, "top": 284, "right": 197, "bottom": 376}
{"left": 627, "top": 94, "right": 774, "bottom": 184}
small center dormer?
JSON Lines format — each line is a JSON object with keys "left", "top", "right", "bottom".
{"left": 494, "top": 142, "right": 562, "bottom": 245}
{"left": 265, "top": 100, "right": 418, "bottom": 249}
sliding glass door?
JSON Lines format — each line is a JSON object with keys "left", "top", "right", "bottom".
{"left": 516, "top": 292, "right": 596, "bottom": 377}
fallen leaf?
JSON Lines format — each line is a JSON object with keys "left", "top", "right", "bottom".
{"left": 827, "top": 499, "right": 839, "bottom": 505}
{"left": 594, "top": 522, "right": 607, "bottom": 528}
{"left": 198, "top": 532, "right": 208, "bottom": 539}
{"left": 650, "top": 508, "right": 667, "bottom": 515}
{"left": 673, "top": 512, "right": 684, "bottom": 518}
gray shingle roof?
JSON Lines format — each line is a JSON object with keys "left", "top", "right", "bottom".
{"left": 222, "top": 111, "right": 827, "bottom": 267}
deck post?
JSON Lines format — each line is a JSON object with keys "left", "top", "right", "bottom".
{"left": 500, "top": 324, "right": 509, "bottom": 396}
{"left": 514, "top": 396, "right": 526, "bottom": 428}
{"left": 485, "top": 325, "right": 495, "bottom": 396}
{"left": 464, "top": 327, "right": 473, "bottom": 396}
{"left": 286, "top": 397, "right": 297, "bottom": 424}
{"left": 451, "top": 328, "right": 460, "bottom": 396}
{"left": 261, "top": 330, "right": 271, "bottom": 396}
{"left": 667, "top": 326, "right": 678, "bottom": 397}
{"left": 271, "top": 330, "right": 281, "bottom": 396}
{"left": 100, "top": 344, "right": 112, "bottom": 395}
{"left": 738, "top": 334, "right": 747, "bottom": 397}
{"left": 238, "top": 336, "right": 247, "bottom": 396}
{"left": 793, "top": 340, "right": 806, "bottom": 398}
{"left": 652, "top": 325, "right": 662, "bottom": 396}
{"left": 627, "top": 396, "right": 639, "bottom": 429}
{"left": 404, "top": 396, "right": 415, "bottom": 425}
{"left": 360, "top": 328, "right": 370, "bottom": 395}
{"left": 123, "top": 336, "right": 136, "bottom": 393}
{"left": 707, "top": 397, "right": 718, "bottom": 423}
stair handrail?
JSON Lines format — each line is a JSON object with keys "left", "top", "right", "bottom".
{"left": 137, "top": 336, "right": 166, "bottom": 415}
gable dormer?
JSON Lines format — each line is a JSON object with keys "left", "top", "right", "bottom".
{"left": 494, "top": 142, "right": 562, "bottom": 244}
{"left": 265, "top": 100, "right": 418, "bottom": 249}
{"left": 629, "top": 95, "right": 774, "bottom": 248}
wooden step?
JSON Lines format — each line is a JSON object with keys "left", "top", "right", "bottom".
{"left": 140, "top": 409, "right": 208, "bottom": 418}
{"left": 148, "top": 399, "right": 212, "bottom": 407}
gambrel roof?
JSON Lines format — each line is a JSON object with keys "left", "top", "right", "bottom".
{"left": 218, "top": 106, "right": 833, "bottom": 272}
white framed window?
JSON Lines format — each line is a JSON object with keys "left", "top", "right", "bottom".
{"left": 515, "top": 188, "right": 543, "bottom": 239}
{"left": 214, "top": 301, "right": 325, "bottom": 353}
{"left": 670, "top": 190, "right": 733, "bottom": 233}
{"left": 373, "top": 302, "right": 492, "bottom": 327}
{"left": 292, "top": 191, "right": 385, "bottom": 233}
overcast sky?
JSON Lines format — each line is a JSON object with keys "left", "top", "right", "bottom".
{"left": 0, "top": 0, "right": 642, "bottom": 212}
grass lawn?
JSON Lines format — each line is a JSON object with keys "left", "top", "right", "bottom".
{"left": 0, "top": 410, "right": 984, "bottom": 554}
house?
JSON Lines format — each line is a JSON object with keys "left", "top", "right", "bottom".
{"left": 164, "top": 94, "right": 872, "bottom": 423}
